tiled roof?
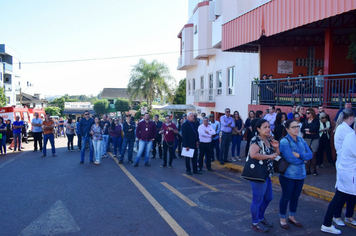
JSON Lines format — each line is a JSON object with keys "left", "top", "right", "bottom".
{"left": 100, "top": 88, "right": 141, "bottom": 101}
{"left": 16, "top": 93, "right": 48, "bottom": 104}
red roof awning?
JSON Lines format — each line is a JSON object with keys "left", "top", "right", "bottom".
{"left": 222, "top": 0, "right": 356, "bottom": 51}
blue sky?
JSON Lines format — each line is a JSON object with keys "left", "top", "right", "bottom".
{"left": 1, "top": 0, "right": 188, "bottom": 97}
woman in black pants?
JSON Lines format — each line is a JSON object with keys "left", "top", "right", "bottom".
{"left": 301, "top": 108, "right": 320, "bottom": 176}
{"left": 245, "top": 110, "right": 255, "bottom": 157}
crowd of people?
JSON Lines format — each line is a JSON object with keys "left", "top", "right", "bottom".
{"left": 1, "top": 102, "right": 355, "bottom": 235}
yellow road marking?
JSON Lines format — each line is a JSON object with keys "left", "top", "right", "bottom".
{"left": 211, "top": 172, "right": 242, "bottom": 183}
{"left": 161, "top": 182, "right": 198, "bottom": 207}
{"left": 182, "top": 174, "right": 219, "bottom": 192}
{"left": 111, "top": 156, "right": 188, "bottom": 236}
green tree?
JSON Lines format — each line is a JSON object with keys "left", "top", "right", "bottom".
{"left": 49, "top": 94, "right": 78, "bottom": 115}
{"left": 127, "top": 59, "right": 174, "bottom": 111}
{"left": 115, "top": 98, "right": 130, "bottom": 115}
{"left": 44, "top": 106, "right": 61, "bottom": 116}
{"left": 93, "top": 99, "right": 109, "bottom": 116}
{"left": 0, "top": 87, "right": 7, "bottom": 107}
{"left": 173, "top": 78, "right": 186, "bottom": 104}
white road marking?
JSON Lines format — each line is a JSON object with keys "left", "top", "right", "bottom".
{"left": 19, "top": 200, "right": 80, "bottom": 236}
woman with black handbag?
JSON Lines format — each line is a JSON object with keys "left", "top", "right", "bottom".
{"left": 241, "top": 119, "right": 280, "bottom": 232}
{"left": 278, "top": 120, "right": 313, "bottom": 230}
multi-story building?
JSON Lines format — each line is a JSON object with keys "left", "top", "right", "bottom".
{"left": 178, "top": 0, "right": 271, "bottom": 119}
{"left": 0, "top": 44, "right": 22, "bottom": 106}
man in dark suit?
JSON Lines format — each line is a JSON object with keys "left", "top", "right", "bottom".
{"left": 182, "top": 112, "right": 201, "bottom": 175}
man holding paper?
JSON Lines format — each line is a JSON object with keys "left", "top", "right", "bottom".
{"left": 182, "top": 112, "right": 200, "bottom": 175}
{"left": 198, "top": 117, "right": 216, "bottom": 172}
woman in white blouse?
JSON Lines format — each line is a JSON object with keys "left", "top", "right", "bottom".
{"left": 321, "top": 109, "right": 356, "bottom": 234}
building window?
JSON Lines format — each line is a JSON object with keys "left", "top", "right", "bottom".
{"left": 216, "top": 71, "right": 222, "bottom": 95}
{"left": 188, "top": 80, "right": 191, "bottom": 95}
{"left": 194, "top": 25, "right": 197, "bottom": 34}
{"left": 209, "top": 74, "right": 214, "bottom": 102}
{"left": 192, "top": 78, "right": 195, "bottom": 91}
{"left": 7, "top": 97, "right": 10, "bottom": 104}
{"left": 227, "top": 67, "right": 235, "bottom": 95}
{"left": 200, "top": 76, "right": 204, "bottom": 89}
{"left": 19, "top": 62, "right": 21, "bottom": 70}
{"left": 33, "top": 103, "right": 35, "bottom": 108}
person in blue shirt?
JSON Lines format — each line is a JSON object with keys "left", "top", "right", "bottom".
{"left": 12, "top": 116, "right": 24, "bottom": 152}
{"left": 287, "top": 105, "right": 297, "bottom": 120}
{"left": 278, "top": 119, "right": 313, "bottom": 229}
{"left": 79, "top": 110, "right": 95, "bottom": 164}
{"left": 0, "top": 117, "right": 7, "bottom": 155}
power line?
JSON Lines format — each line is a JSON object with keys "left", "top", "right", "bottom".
{"left": 20, "top": 48, "right": 217, "bottom": 65}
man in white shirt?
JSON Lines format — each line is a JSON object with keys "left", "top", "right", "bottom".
{"left": 31, "top": 112, "right": 43, "bottom": 152}
{"left": 198, "top": 117, "right": 216, "bottom": 172}
{"left": 209, "top": 114, "right": 220, "bottom": 161}
{"left": 264, "top": 105, "right": 277, "bottom": 131}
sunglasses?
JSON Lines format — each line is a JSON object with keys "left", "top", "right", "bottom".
{"left": 294, "top": 115, "right": 300, "bottom": 118}
{"left": 321, "top": 117, "right": 326, "bottom": 119}
{"left": 306, "top": 112, "right": 311, "bottom": 114}
{"left": 84, "top": 113, "right": 89, "bottom": 115}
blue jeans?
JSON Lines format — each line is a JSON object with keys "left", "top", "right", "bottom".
{"left": 135, "top": 140, "right": 152, "bottom": 164}
{"left": 13, "top": 133, "right": 22, "bottom": 151}
{"left": 250, "top": 178, "right": 273, "bottom": 224}
{"left": 112, "top": 136, "right": 123, "bottom": 156}
{"left": 219, "top": 132, "right": 232, "bottom": 162}
{"left": 231, "top": 135, "right": 243, "bottom": 157}
{"left": 92, "top": 139, "right": 102, "bottom": 163}
{"left": 101, "top": 134, "right": 109, "bottom": 156}
{"left": 81, "top": 136, "right": 94, "bottom": 162}
{"left": 279, "top": 175, "right": 304, "bottom": 218}
{"left": 120, "top": 138, "right": 134, "bottom": 161}
{"left": 43, "top": 133, "right": 56, "bottom": 156}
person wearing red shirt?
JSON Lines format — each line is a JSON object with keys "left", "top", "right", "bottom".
{"left": 134, "top": 113, "right": 157, "bottom": 167}
{"left": 160, "top": 115, "right": 178, "bottom": 168}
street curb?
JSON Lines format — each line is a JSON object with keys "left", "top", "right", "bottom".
{"left": 223, "top": 162, "right": 335, "bottom": 203}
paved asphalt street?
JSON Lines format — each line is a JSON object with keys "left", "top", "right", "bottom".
{"left": 1, "top": 138, "right": 355, "bottom": 236}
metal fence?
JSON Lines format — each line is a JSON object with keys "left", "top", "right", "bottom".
{"left": 251, "top": 73, "right": 356, "bottom": 108}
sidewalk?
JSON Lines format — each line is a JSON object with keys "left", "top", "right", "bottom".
{"left": 215, "top": 141, "right": 337, "bottom": 203}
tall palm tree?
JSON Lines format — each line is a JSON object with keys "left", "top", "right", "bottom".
{"left": 127, "top": 59, "right": 173, "bottom": 111}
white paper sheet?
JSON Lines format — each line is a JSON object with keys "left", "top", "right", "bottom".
{"left": 181, "top": 148, "right": 195, "bottom": 158}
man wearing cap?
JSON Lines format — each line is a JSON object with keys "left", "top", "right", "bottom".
{"left": 219, "top": 108, "right": 235, "bottom": 165}
{"left": 120, "top": 114, "right": 136, "bottom": 164}
{"left": 182, "top": 114, "right": 188, "bottom": 123}
{"left": 198, "top": 117, "right": 216, "bottom": 172}
{"left": 209, "top": 114, "right": 220, "bottom": 161}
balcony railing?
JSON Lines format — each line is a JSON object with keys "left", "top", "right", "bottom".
{"left": 194, "top": 89, "right": 216, "bottom": 103}
{"left": 251, "top": 73, "right": 356, "bottom": 108}
{"left": 3, "top": 62, "right": 13, "bottom": 72}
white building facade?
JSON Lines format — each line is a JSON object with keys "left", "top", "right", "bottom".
{"left": 178, "top": 0, "right": 271, "bottom": 119}
{"left": 0, "top": 44, "right": 22, "bottom": 106}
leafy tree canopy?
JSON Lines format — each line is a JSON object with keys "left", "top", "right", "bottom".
{"left": 173, "top": 78, "right": 186, "bottom": 104}
{"left": 93, "top": 99, "right": 109, "bottom": 116}
{"left": 0, "top": 87, "right": 7, "bottom": 107}
{"left": 44, "top": 106, "right": 61, "bottom": 116}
